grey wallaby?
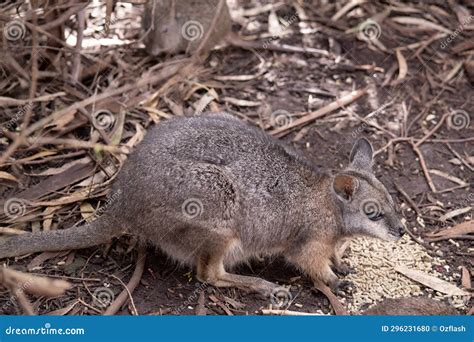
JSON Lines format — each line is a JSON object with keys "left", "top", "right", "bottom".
{"left": 0, "top": 113, "right": 403, "bottom": 295}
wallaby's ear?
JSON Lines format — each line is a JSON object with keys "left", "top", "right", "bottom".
{"left": 333, "top": 174, "right": 359, "bottom": 201}
{"left": 349, "top": 138, "right": 373, "bottom": 171}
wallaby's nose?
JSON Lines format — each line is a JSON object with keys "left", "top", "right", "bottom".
{"left": 398, "top": 226, "right": 405, "bottom": 237}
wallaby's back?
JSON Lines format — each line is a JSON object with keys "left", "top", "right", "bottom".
{"left": 109, "top": 113, "right": 329, "bottom": 264}
{"left": 1, "top": 114, "right": 328, "bottom": 263}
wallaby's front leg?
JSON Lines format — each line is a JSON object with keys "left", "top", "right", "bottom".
{"left": 196, "top": 244, "right": 278, "bottom": 296}
{"left": 332, "top": 238, "right": 354, "bottom": 276}
{"left": 288, "top": 239, "right": 354, "bottom": 295}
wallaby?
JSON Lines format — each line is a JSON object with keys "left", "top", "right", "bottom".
{"left": 0, "top": 113, "right": 403, "bottom": 295}
{"left": 363, "top": 297, "right": 459, "bottom": 315}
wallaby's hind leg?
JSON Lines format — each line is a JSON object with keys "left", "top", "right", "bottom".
{"left": 196, "top": 244, "right": 278, "bottom": 296}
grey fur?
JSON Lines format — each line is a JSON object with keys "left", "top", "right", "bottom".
{"left": 0, "top": 113, "right": 403, "bottom": 294}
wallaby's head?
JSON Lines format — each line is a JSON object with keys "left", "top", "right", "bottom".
{"left": 331, "top": 138, "right": 404, "bottom": 241}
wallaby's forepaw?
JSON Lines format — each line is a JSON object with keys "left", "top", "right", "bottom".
{"left": 332, "top": 264, "right": 355, "bottom": 277}
{"left": 331, "top": 279, "right": 355, "bottom": 296}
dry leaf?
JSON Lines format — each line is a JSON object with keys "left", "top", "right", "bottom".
{"left": 0, "top": 171, "right": 20, "bottom": 183}
{"left": 439, "top": 207, "right": 472, "bottom": 221}
{"left": 223, "top": 97, "right": 261, "bottom": 107}
{"left": 0, "top": 267, "right": 71, "bottom": 298}
{"left": 268, "top": 10, "right": 283, "bottom": 36}
{"left": 31, "top": 157, "right": 91, "bottom": 176}
{"left": 429, "top": 169, "right": 467, "bottom": 186}
{"left": 395, "top": 48, "right": 408, "bottom": 80}
{"left": 391, "top": 16, "right": 452, "bottom": 34}
{"left": 80, "top": 202, "right": 96, "bottom": 222}
{"left": 42, "top": 206, "right": 59, "bottom": 231}
{"left": 425, "top": 220, "right": 474, "bottom": 240}
{"left": 395, "top": 265, "right": 469, "bottom": 296}
{"left": 461, "top": 266, "right": 471, "bottom": 290}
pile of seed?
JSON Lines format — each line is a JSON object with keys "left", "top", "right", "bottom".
{"left": 342, "top": 234, "right": 467, "bottom": 313}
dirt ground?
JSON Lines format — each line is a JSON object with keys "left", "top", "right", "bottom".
{"left": 0, "top": 1, "right": 472, "bottom": 315}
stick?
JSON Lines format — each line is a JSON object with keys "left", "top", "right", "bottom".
{"left": 0, "top": 93, "right": 66, "bottom": 106}
{"left": 195, "top": 291, "right": 207, "bottom": 315}
{"left": 270, "top": 89, "right": 367, "bottom": 137}
{"left": 104, "top": 245, "right": 146, "bottom": 315}
{"left": 261, "top": 309, "right": 325, "bottom": 316}
{"left": 71, "top": 8, "right": 85, "bottom": 81}
{"left": 1, "top": 4, "right": 39, "bottom": 166}
{"left": 415, "top": 113, "right": 449, "bottom": 147}
{"left": 410, "top": 140, "right": 437, "bottom": 192}
{"left": 394, "top": 182, "right": 420, "bottom": 215}
{"left": 313, "top": 279, "right": 348, "bottom": 315}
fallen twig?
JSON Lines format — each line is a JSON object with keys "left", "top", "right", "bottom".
{"left": 270, "top": 89, "right": 367, "bottom": 137}
{"left": 104, "top": 245, "right": 146, "bottom": 315}
{"left": 313, "top": 279, "right": 348, "bottom": 315}
{"left": 261, "top": 309, "right": 325, "bottom": 316}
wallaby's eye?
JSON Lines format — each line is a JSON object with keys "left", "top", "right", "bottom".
{"left": 367, "top": 212, "right": 384, "bottom": 221}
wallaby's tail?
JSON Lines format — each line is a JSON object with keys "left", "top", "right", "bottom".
{"left": 0, "top": 217, "right": 120, "bottom": 259}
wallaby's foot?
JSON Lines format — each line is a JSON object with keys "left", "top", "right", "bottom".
{"left": 196, "top": 250, "right": 278, "bottom": 297}
{"left": 332, "top": 263, "right": 355, "bottom": 277}
{"left": 331, "top": 279, "right": 355, "bottom": 296}
{"left": 206, "top": 272, "right": 279, "bottom": 297}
